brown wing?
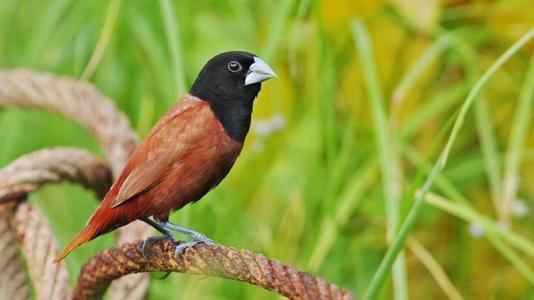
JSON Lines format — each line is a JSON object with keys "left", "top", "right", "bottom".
{"left": 110, "top": 148, "right": 173, "bottom": 208}
{"left": 109, "top": 96, "right": 205, "bottom": 208}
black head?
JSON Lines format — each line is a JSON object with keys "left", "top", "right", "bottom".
{"left": 190, "top": 51, "right": 275, "bottom": 142}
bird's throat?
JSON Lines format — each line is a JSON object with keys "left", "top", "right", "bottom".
{"left": 190, "top": 76, "right": 260, "bottom": 142}
{"left": 207, "top": 98, "right": 253, "bottom": 142}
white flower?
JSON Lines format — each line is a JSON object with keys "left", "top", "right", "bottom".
{"left": 252, "top": 114, "right": 286, "bottom": 136}
{"left": 469, "top": 222, "right": 484, "bottom": 238}
{"left": 512, "top": 199, "right": 530, "bottom": 218}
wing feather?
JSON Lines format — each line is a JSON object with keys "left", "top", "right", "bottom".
{"left": 108, "top": 96, "right": 204, "bottom": 208}
{"left": 111, "top": 161, "right": 166, "bottom": 207}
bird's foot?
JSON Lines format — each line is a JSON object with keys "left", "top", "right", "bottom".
{"left": 144, "top": 219, "right": 214, "bottom": 260}
{"left": 140, "top": 235, "right": 175, "bottom": 260}
{"left": 174, "top": 233, "right": 214, "bottom": 260}
{"left": 193, "top": 232, "right": 214, "bottom": 245}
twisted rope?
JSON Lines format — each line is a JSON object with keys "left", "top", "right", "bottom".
{"left": 106, "top": 223, "right": 152, "bottom": 300}
{"left": 74, "top": 240, "right": 355, "bottom": 300}
{"left": 12, "top": 202, "right": 71, "bottom": 300}
{"left": 0, "top": 69, "right": 152, "bottom": 299}
{"left": 0, "top": 69, "right": 137, "bottom": 176}
{"left": 0, "top": 147, "right": 113, "bottom": 300}
{"left": 0, "top": 205, "right": 31, "bottom": 300}
{"left": 0, "top": 147, "right": 112, "bottom": 202}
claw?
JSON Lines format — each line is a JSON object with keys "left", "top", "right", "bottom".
{"left": 193, "top": 233, "right": 214, "bottom": 244}
{"left": 140, "top": 235, "right": 174, "bottom": 260}
{"left": 174, "top": 237, "right": 214, "bottom": 261}
{"left": 174, "top": 240, "right": 198, "bottom": 259}
{"left": 157, "top": 272, "right": 172, "bottom": 280}
{"left": 143, "top": 219, "right": 215, "bottom": 261}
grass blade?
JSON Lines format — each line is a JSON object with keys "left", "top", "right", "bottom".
{"left": 401, "top": 82, "right": 468, "bottom": 139}
{"left": 485, "top": 234, "right": 534, "bottom": 285}
{"left": 402, "top": 143, "right": 534, "bottom": 257}
{"left": 352, "top": 19, "right": 408, "bottom": 300}
{"left": 24, "top": 0, "right": 73, "bottom": 65}
{"left": 473, "top": 97, "right": 502, "bottom": 212}
{"left": 391, "top": 34, "right": 454, "bottom": 108}
{"left": 426, "top": 193, "right": 534, "bottom": 285}
{"left": 79, "top": 0, "right": 121, "bottom": 81}
{"left": 425, "top": 193, "right": 534, "bottom": 257}
{"left": 454, "top": 42, "right": 503, "bottom": 216}
{"left": 501, "top": 54, "right": 534, "bottom": 221}
{"left": 407, "top": 237, "right": 464, "bottom": 300}
{"left": 260, "top": 0, "right": 296, "bottom": 61}
{"left": 441, "top": 30, "right": 534, "bottom": 167}
{"left": 159, "top": 0, "right": 186, "bottom": 100}
{"left": 307, "top": 160, "right": 377, "bottom": 271}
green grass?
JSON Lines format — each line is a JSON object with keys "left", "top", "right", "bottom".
{"left": 1, "top": 1, "right": 534, "bottom": 299}
{"left": 352, "top": 19, "right": 407, "bottom": 300}
{"left": 362, "top": 27, "right": 534, "bottom": 300}
{"left": 502, "top": 54, "right": 534, "bottom": 222}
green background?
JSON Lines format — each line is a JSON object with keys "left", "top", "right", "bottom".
{"left": 1, "top": 0, "right": 533, "bottom": 299}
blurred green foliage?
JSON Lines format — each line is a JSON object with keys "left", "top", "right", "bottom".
{"left": 1, "top": 0, "right": 533, "bottom": 299}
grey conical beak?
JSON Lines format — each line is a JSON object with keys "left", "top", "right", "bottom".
{"left": 245, "top": 56, "right": 276, "bottom": 86}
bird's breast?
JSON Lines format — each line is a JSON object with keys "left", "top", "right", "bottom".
{"left": 158, "top": 102, "right": 244, "bottom": 211}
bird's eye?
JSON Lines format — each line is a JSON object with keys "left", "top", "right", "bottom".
{"left": 227, "top": 61, "right": 242, "bottom": 73}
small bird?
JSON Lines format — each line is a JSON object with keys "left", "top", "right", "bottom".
{"left": 56, "top": 51, "right": 276, "bottom": 261}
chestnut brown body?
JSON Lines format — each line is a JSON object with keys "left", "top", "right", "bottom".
{"left": 103, "top": 95, "right": 242, "bottom": 226}
{"left": 56, "top": 51, "right": 275, "bottom": 261}
{"left": 56, "top": 95, "right": 243, "bottom": 260}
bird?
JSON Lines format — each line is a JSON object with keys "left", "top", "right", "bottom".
{"left": 55, "top": 51, "right": 276, "bottom": 261}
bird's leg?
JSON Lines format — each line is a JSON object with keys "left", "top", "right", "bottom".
{"left": 141, "top": 218, "right": 213, "bottom": 260}
{"left": 158, "top": 221, "right": 214, "bottom": 259}
{"left": 140, "top": 217, "right": 176, "bottom": 260}
{"left": 160, "top": 222, "right": 214, "bottom": 243}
